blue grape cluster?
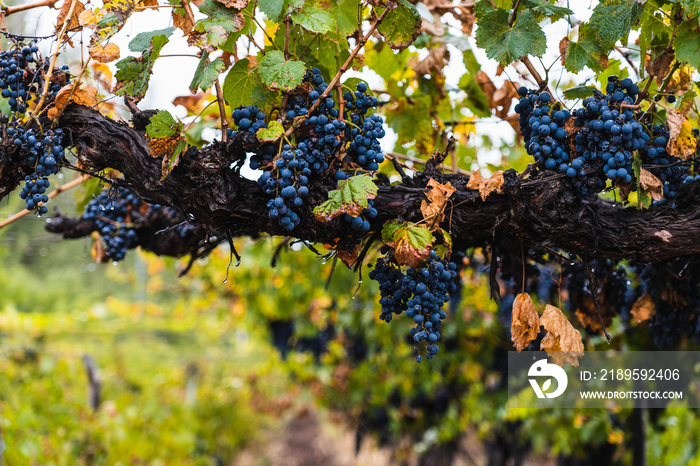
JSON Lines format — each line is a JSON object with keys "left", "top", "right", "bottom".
{"left": 232, "top": 105, "right": 267, "bottom": 133}
{"left": 640, "top": 125, "right": 688, "bottom": 204}
{"left": 516, "top": 76, "right": 694, "bottom": 198}
{"left": 82, "top": 188, "right": 142, "bottom": 261}
{"left": 18, "top": 174, "right": 50, "bottom": 214}
{"left": 343, "top": 82, "right": 386, "bottom": 170}
{"left": 369, "top": 250, "right": 458, "bottom": 361}
{"left": 252, "top": 68, "right": 349, "bottom": 231}
{"left": 13, "top": 127, "right": 65, "bottom": 212}
{"left": 0, "top": 41, "right": 40, "bottom": 114}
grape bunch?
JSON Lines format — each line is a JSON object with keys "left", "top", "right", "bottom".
{"left": 82, "top": 188, "right": 143, "bottom": 261}
{"left": 12, "top": 127, "right": 65, "bottom": 212}
{"left": 516, "top": 76, "right": 693, "bottom": 199}
{"left": 0, "top": 40, "right": 40, "bottom": 114}
{"left": 343, "top": 82, "right": 386, "bottom": 171}
{"left": 369, "top": 250, "right": 458, "bottom": 361}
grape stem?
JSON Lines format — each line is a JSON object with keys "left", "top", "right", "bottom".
{"left": 30, "top": 0, "right": 79, "bottom": 119}
{"left": 1, "top": 0, "right": 58, "bottom": 16}
{"left": 0, "top": 174, "right": 89, "bottom": 229}
{"left": 282, "top": 7, "right": 392, "bottom": 139}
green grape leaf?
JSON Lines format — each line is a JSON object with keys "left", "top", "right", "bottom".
{"left": 223, "top": 59, "right": 278, "bottom": 113}
{"left": 588, "top": 0, "right": 643, "bottom": 51}
{"left": 291, "top": 6, "right": 336, "bottom": 33}
{"left": 258, "top": 50, "right": 306, "bottom": 91}
{"left": 259, "top": 0, "right": 284, "bottom": 20}
{"left": 189, "top": 0, "right": 245, "bottom": 51}
{"left": 364, "top": 41, "right": 414, "bottom": 83}
{"left": 189, "top": 54, "right": 226, "bottom": 92}
{"left": 523, "top": 0, "right": 572, "bottom": 18}
{"left": 381, "top": 220, "right": 434, "bottom": 268}
{"left": 376, "top": 0, "right": 422, "bottom": 50}
{"left": 128, "top": 27, "right": 176, "bottom": 52}
{"left": 146, "top": 110, "right": 183, "bottom": 139}
{"left": 674, "top": 23, "right": 700, "bottom": 70}
{"left": 313, "top": 175, "right": 378, "bottom": 222}
{"left": 458, "top": 73, "right": 491, "bottom": 118}
{"left": 331, "top": 0, "right": 358, "bottom": 37}
{"left": 114, "top": 33, "right": 170, "bottom": 102}
{"left": 474, "top": 3, "right": 546, "bottom": 65}
{"left": 256, "top": 121, "right": 284, "bottom": 142}
{"left": 562, "top": 25, "right": 608, "bottom": 73}
{"left": 432, "top": 227, "right": 453, "bottom": 258}
{"left": 563, "top": 84, "right": 598, "bottom": 100}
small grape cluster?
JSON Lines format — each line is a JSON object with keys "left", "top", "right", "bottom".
{"left": 0, "top": 41, "right": 40, "bottom": 113}
{"left": 12, "top": 126, "right": 65, "bottom": 212}
{"left": 259, "top": 143, "right": 310, "bottom": 230}
{"left": 343, "top": 82, "right": 386, "bottom": 170}
{"left": 369, "top": 250, "right": 458, "bottom": 361}
{"left": 232, "top": 105, "right": 267, "bottom": 133}
{"left": 82, "top": 188, "right": 142, "bottom": 261}
{"left": 641, "top": 125, "right": 688, "bottom": 204}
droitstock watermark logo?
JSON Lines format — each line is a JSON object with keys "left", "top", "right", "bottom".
{"left": 528, "top": 358, "right": 568, "bottom": 398}
{"left": 508, "top": 351, "right": 700, "bottom": 408}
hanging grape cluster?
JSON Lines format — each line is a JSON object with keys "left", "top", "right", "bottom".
{"left": 369, "top": 249, "right": 458, "bottom": 362}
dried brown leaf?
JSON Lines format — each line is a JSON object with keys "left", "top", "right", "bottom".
{"left": 55, "top": 0, "right": 85, "bottom": 35}
{"left": 49, "top": 83, "right": 98, "bottom": 120}
{"left": 666, "top": 109, "right": 697, "bottom": 159}
{"left": 89, "top": 42, "right": 121, "bottom": 63}
{"left": 140, "top": 0, "right": 159, "bottom": 9}
{"left": 540, "top": 304, "right": 584, "bottom": 367}
{"left": 559, "top": 37, "right": 570, "bottom": 65}
{"left": 337, "top": 244, "right": 361, "bottom": 269}
{"left": 630, "top": 292, "right": 656, "bottom": 323}
{"left": 639, "top": 168, "right": 663, "bottom": 201}
{"left": 215, "top": 0, "right": 248, "bottom": 8}
{"left": 412, "top": 46, "right": 449, "bottom": 76}
{"left": 394, "top": 238, "right": 432, "bottom": 269}
{"left": 511, "top": 293, "right": 540, "bottom": 351}
{"left": 173, "top": 9, "right": 194, "bottom": 35}
{"left": 420, "top": 178, "right": 456, "bottom": 223}
{"left": 645, "top": 49, "right": 674, "bottom": 85}
{"left": 466, "top": 170, "right": 504, "bottom": 201}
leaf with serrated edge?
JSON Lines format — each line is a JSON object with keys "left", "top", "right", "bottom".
{"left": 540, "top": 304, "right": 584, "bottom": 367}
{"left": 128, "top": 27, "right": 176, "bottom": 52}
{"left": 189, "top": 54, "right": 225, "bottom": 92}
{"left": 511, "top": 292, "right": 540, "bottom": 352}
{"left": 89, "top": 42, "right": 120, "bottom": 63}
{"left": 639, "top": 168, "right": 663, "bottom": 202}
{"left": 475, "top": 4, "right": 545, "bottom": 64}
{"left": 256, "top": 121, "right": 283, "bottom": 142}
{"left": 258, "top": 50, "right": 306, "bottom": 91}
{"left": 630, "top": 292, "right": 656, "bottom": 323}
{"left": 291, "top": 6, "right": 335, "bottom": 33}
{"left": 161, "top": 137, "right": 188, "bottom": 180}
{"left": 589, "top": 0, "right": 642, "bottom": 51}
{"left": 386, "top": 223, "right": 434, "bottom": 268}
{"left": 563, "top": 84, "right": 597, "bottom": 100}
{"left": 376, "top": 0, "right": 422, "bottom": 50}
{"left": 222, "top": 59, "right": 277, "bottom": 113}
{"left": 313, "top": 175, "right": 377, "bottom": 222}
{"left": 146, "top": 110, "right": 183, "bottom": 139}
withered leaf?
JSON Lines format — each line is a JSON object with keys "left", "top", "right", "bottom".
{"left": 466, "top": 170, "right": 504, "bottom": 201}
{"left": 666, "top": 109, "right": 697, "bottom": 160}
{"left": 55, "top": 0, "right": 85, "bottom": 35}
{"left": 630, "top": 292, "right": 656, "bottom": 323}
{"left": 420, "top": 178, "right": 456, "bottom": 224}
{"left": 559, "top": 37, "right": 570, "bottom": 65}
{"left": 172, "top": 9, "right": 194, "bottom": 35}
{"left": 511, "top": 293, "right": 540, "bottom": 351}
{"left": 89, "top": 42, "right": 121, "bottom": 63}
{"left": 540, "top": 304, "right": 584, "bottom": 367}
{"left": 78, "top": 9, "right": 103, "bottom": 28}
{"left": 639, "top": 168, "right": 663, "bottom": 201}
{"left": 140, "top": 0, "right": 159, "bottom": 9}
{"left": 215, "top": 0, "right": 248, "bottom": 8}
{"left": 645, "top": 49, "right": 674, "bottom": 85}
{"left": 48, "top": 84, "right": 98, "bottom": 120}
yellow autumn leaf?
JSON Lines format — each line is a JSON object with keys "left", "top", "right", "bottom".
{"left": 666, "top": 109, "right": 697, "bottom": 160}
{"left": 89, "top": 42, "right": 120, "bottom": 63}
{"left": 48, "top": 84, "right": 98, "bottom": 120}
{"left": 540, "top": 304, "right": 584, "bottom": 367}
{"left": 78, "top": 9, "right": 104, "bottom": 28}
{"left": 511, "top": 292, "right": 540, "bottom": 351}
